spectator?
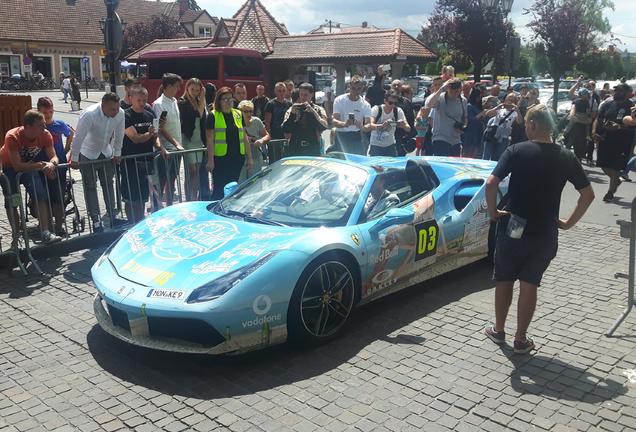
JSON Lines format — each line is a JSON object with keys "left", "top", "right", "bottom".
{"left": 238, "top": 100, "right": 270, "bottom": 181}
{"left": 121, "top": 86, "right": 161, "bottom": 223}
{"left": 485, "top": 104, "right": 594, "bottom": 354}
{"left": 290, "top": 88, "right": 300, "bottom": 104}
{"left": 233, "top": 83, "right": 247, "bottom": 108}
{"left": 332, "top": 75, "right": 372, "bottom": 155}
{"left": 284, "top": 79, "right": 295, "bottom": 102}
{"left": 70, "top": 74, "right": 82, "bottom": 110}
{"left": 368, "top": 91, "right": 410, "bottom": 156}
{"left": 425, "top": 78, "right": 468, "bottom": 157}
{"left": 120, "top": 79, "right": 137, "bottom": 110}
{"left": 513, "top": 87, "right": 540, "bottom": 145}
{"left": 251, "top": 84, "right": 269, "bottom": 120}
{"left": 204, "top": 83, "right": 217, "bottom": 110}
{"left": 178, "top": 78, "right": 207, "bottom": 201}
{"left": 593, "top": 83, "right": 635, "bottom": 202}
{"left": 483, "top": 84, "right": 501, "bottom": 109}
{"left": 398, "top": 84, "right": 417, "bottom": 155}
{"left": 282, "top": 83, "right": 328, "bottom": 156}
{"left": 264, "top": 82, "right": 292, "bottom": 161}
{"left": 37, "top": 97, "right": 73, "bottom": 235}
{"left": 323, "top": 79, "right": 335, "bottom": 120}
{"left": 205, "top": 87, "right": 253, "bottom": 200}
{"left": 441, "top": 65, "right": 455, "bottom": 82}
{"left": 0, "top": 110, "right": 61, "bottom": 242}
{"left": 366, "top": 65, "right": 387, "bottom": 108}
{"left": 564, "top": 88, "right": 594, "bottom": 162}
{"left": 61, "top": 75, "right": 71, "bottom": 104}
{"left": 71, "top": 93, "right": 124, "bottom": 232}
{"left": 152, "top": 73, "right": 184, "bottom": 206}
{"left": 462, "top": 88, "right": 486, "bottom": 158}
{"left": 600, "top": 82, "right": 612, "bottom": 101}
{"left": 482, "top": 94, "right": 523, "bottom": 161}
{"left": 415, "top": 105, "right": 430, "bottom": 156}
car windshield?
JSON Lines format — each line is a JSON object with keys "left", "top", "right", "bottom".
{"left": 216, "top": 159, "right": 368, "bottom": 227}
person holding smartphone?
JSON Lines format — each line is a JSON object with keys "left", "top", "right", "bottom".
{"left": 152, "top": 73, "right": 184, "bottom": 206}
{"left": 178, "top": 78, "right": 207, "bottom": 201}
{"left": 368, "top": 91, "right": 410, "bottom": 156}
{"left": 331, "top": 75, "right": 372, "bottom": 155}
{"left": 281, "top": 83, "right": 328, "bottom": 156}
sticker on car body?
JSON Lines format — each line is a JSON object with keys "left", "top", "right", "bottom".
{"left": 415, "top": 220, "right": 439, "bottom": 261}
{"left": 147, "top": 289, "right": 187, "bottom": 300}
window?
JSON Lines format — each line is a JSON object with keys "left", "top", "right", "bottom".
{"left": 224, "top": 56, "right": 262, "bottom": 77}
{"left": 148, "top": 57, "right": 218, "bottom": 80}
{"left": 198, "top": 27, "right": 212, "bottom": 37}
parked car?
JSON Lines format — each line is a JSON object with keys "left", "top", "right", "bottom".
{"left": 92, "top": 155, "right": 508, "bottom": 355}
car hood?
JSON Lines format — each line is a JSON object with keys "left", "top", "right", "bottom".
{"left": 107, "top": 203, "right": 304, "bottom": 288}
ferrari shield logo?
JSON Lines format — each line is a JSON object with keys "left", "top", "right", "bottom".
{"left": 351, "top": 234, "right": 360, "bottom": 246}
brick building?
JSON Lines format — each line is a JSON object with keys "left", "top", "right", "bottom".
{"left": 0, "top": 0, "right": 216, "bottom": 81}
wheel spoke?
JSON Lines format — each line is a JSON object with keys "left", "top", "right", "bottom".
{"left": 330, "top": 271, "right": 352, "bottom": 295}
{"left": 327, "top": 301, "right": 348, "bottom": 319}
{"left": 319, "top": 265, "right": 331, "bottom": 292}
{"left": 318, "top": 304, "right": 330, "bottom": 335}
{"left": 302, "top": 296, "right": 322, "bottom": 310}
{"left": 313, "top": 304, "right": 326, "bottom": 335}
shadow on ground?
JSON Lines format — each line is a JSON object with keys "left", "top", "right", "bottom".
{"left": 87, "top": 261, "right": 495, "bottom": 398}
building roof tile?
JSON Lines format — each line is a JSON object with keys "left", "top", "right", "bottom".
{"left": 266, "top": 29, "right": 437, "bottom": 62}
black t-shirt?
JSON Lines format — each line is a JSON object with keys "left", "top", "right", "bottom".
{"left": 493, "top": 141, "right": 590, "bottom": 238}
{"left": 597, "top": 98, "right": 635, "bottom": 144}
{"left": 122, "top": 108, "right": 156, "bottom": 156}
{"left": 252, "top": 96, "right": 269, "bottom": 120}
{"left": 264, "top": 99, "right": 292, "bottom": 139}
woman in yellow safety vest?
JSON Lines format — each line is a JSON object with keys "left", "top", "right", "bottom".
{"left": 205, "top": 86, "right": 253, "bottom": 200}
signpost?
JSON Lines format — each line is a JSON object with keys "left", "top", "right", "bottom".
{"left": 102, "top": 0, "right": 124, "bottom": 93}
{"left": 82, "top": 56, "right": 90, "bottom": 98}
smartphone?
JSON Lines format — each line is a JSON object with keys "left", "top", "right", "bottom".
{"left": 381, "top": 64, "right": 391, "bottom": 73}
{"left": 348, "top": 113, "right": 355, "bottom": 121}
{"left": 160, "top": 110, "right": 168, "bottom": 120}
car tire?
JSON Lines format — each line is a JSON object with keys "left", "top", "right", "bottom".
{"left": 287, "top": 251, "right": 358, "bottom": 345}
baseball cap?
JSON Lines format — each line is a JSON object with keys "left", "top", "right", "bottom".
{"left": 577, "top": 88, "right": 590, "bottom": 97}
{"left": 614, "top": 83, "right": 631, "bottom": 93}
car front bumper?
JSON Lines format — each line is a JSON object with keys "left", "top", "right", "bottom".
{"left": 93, "top": 294, "right": 286, "bottom": 355}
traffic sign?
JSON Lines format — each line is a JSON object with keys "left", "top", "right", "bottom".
{"left": 82, "top": 56, "right": 90, "bottom": 64}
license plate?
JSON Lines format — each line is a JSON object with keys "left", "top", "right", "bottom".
{"left": 147, "top": 289, "right": 186, "bottom": 300}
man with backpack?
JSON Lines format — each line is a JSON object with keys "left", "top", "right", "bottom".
{"left": 332, "top": 75, "right": 372, "bottom": 155}
{"left": 425, "top": 78, "right": 468, "bottom": 156}
{"left": 368, "top": 91, "right": 410, "bottom": 156}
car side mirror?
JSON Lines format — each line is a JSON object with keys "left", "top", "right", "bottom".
{"left": 370, "top": 207, "right": 414, "bottom": 235}
{"left": 224, "top": 182, "right": 239, "bottom": 197}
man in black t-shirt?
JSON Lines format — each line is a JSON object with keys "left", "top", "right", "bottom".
{"left": 121, "top": 86, "right": 162, "bottom": 223}
{"left": 264, "top": 82, "right": 292, "bottom": 162}
{"left": 281, "top": 83, "right": 328, "bottom": 157}
{"left": 593, "top": 83, "right": 635, "bottom": 202}
{"left": 484, "top": 104, "right": 594, "bottom": 354}
{"left": 251, "top": 84, "right": 269, "bottom": 120}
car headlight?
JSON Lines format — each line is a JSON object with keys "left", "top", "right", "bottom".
{"left": 186, "top": 252, "right": 278, "bottom": 304}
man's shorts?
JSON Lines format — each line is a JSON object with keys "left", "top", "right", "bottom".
{"left": 494, "top": 224, "right": 558, "bottom": 287}
{"left": 1, "top": 167, "right": 49, "bottom": 208}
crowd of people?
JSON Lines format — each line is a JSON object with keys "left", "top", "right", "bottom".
{"left": 1, "top": 66, "right": 635, "bottom": 243}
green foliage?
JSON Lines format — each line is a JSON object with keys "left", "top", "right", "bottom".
{"left": 122, "top": 15, "right": 186, "bottom": 58}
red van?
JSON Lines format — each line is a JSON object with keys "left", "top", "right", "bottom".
{"left": 139, "top": 47, "right": 264, "bottom": 101}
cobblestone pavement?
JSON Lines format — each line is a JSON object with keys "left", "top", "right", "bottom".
{"left": 1, "top": 222, "right": 635, "bottom": 432}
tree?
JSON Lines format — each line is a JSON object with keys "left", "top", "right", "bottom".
{"left": 525, "top": 0, "right": 613, "bottom": 111}
{"left": 576, "top": 51, "right": 612, "bottom": 78}
{"left": 424, "top": 0, "right": 516, "bottom": 82}
{"left": 122, "top": 15, "right": 186, "bottom": 58}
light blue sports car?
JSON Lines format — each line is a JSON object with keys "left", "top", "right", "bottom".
{"left": 92, "top": 155, "right": 508, "bottom": 355}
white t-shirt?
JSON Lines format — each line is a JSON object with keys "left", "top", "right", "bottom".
{"left": 333, "top": 94, "right": 372, "bottom": 132}
{"left": 62, "top": 78, "right": 71, "bottom": 90}
{"left": 369, "top": 105, "right": 406, "bottom": 148}
{"left": 152, "top": 94, "right": 182, "bottom": 151}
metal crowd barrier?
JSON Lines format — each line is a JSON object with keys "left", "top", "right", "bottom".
{"left": 607, "top": 197, "right": 636, "bottom": 336}
{"left": 2, "top": 143, "right": 282, "bottom": 275}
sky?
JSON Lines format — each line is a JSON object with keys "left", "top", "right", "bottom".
{"left": 196, "top": 0, "right": 636, "bottom": 52}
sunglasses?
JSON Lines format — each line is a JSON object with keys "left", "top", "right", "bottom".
{"left": 241, "top": 110, "right": 253, "bottom": 113}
